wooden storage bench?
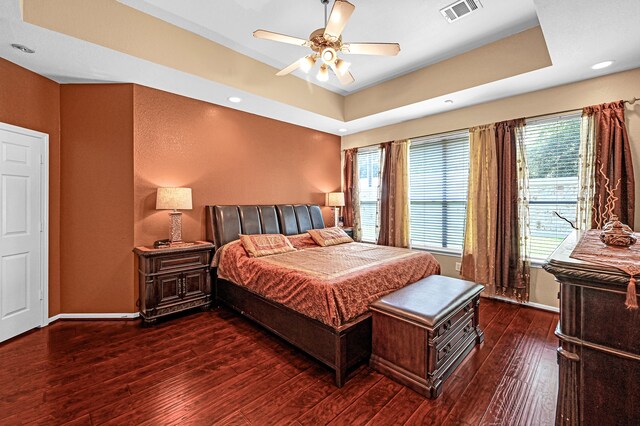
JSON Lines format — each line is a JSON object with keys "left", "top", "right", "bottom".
{"left": 370, "top": 275, "right": 484, "bottom": 398}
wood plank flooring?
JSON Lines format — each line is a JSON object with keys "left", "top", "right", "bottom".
{"left": 0, "top": 299, "right": 559, "bottom": 425}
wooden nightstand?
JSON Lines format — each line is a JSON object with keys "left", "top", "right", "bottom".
{"left": 133, "top": 241, "right": 214, "bottom": 325}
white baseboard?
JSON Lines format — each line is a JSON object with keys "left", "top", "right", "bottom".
{"left": 48, "top": 312, "right": 139, "bottom": 324}
{"left": 481, "top": 294, "right": 559, "bottom": 313}
{"left": 525, "top": 301, "right": 560, "bottom": 313}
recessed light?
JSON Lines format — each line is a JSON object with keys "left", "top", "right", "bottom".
{"left": 591, "top": 61, "right": 614, "bottom": 70}
{"left": 338, "top": 128, "right": 348, "bottom": 133}
{"left": 444, "top": 99, "right": 454, "bottom": 104}
{"left": 227, "top": 96, "right": 242, "bottom": 103}
{"left": 11, "top": 43, "right": 35, "bottom": 54}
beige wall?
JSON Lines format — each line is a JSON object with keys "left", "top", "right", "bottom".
{"left": 343, "top": 68, "right": 640, "bottom": 309}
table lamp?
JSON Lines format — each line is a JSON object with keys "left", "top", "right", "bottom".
{"left": 327, "top": 192, "right": 345, "bottom": 227}
{"left": 156, "top": 187, "right": 192, "bottom": 244}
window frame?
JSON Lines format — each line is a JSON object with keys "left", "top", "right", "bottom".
{"left": 408, "top": 130, "right": 470, "bottom": 254}
{"left": 356, "top": 147, "right": 382, "bottom": 243}
{"left": 522, "top": 111, "right": 582, "bottom": 262}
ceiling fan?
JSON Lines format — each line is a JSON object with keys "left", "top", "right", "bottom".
{"left": 253, "top": 0, "right": 401, "bottom": 85}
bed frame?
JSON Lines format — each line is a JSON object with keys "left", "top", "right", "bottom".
{"left": 205, "top": 204, "right": 372, "bottom": 387}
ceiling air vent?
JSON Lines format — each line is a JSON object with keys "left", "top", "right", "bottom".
{"left": 440, "top": 0, "right": 483, "bottom": 23}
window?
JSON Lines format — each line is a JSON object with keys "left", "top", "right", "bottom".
{"left": 357, "top": 148, "right": 381, "bottom": 242}
{"left": 522, "top": 113, "right": 581, "bottom": 260}
{"left": 409, "top": 131, "right": 470, "bottom": 252}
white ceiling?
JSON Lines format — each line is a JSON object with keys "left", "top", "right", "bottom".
{"left": 118, "top": 0, "right": 540, "bottom": 94}
{"left": 1, "top": 0, "right": 640, "bottom": 136}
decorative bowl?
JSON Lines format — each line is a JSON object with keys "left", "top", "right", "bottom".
{"left": 600, "top": 215, "right": 637, "bottom": 247}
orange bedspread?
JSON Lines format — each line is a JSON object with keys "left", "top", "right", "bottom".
{"left": 215, "top": 234, "right": 440, "bottom": 327}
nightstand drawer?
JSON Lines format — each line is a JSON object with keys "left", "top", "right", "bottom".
{"left": 154, "top": 252, "right": 209, "bottom": 272}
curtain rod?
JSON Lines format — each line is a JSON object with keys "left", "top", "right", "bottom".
{"left": 341, "top": 97, "right": 640, "bottom": 152}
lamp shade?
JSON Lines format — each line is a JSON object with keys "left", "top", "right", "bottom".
{"left": 327, "top": 192, "right": 345, "bottom": 207}
{"left": 156, "top": 187, "right": 193, "bottom": 210}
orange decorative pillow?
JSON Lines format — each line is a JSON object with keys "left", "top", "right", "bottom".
{"left": 239, "top": 234, "right": 296, "bottom": 258}
{"left": 307, "top": 227, "right": 353, "bottom": 247}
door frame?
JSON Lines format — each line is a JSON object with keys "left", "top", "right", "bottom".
{"left": 0, "top": 122, "right": 49, "bottom": 328}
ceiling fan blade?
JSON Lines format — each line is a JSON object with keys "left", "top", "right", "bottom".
{"left": 329, "top": 62, "right": 355, "bottom": 85}
{"left": 323, "top": 0, "right": 355, "bottom": 41}
{"left": 342, "top": 43, "right": 401, "bottom": 56}
{"left": 253, "top": 30, "right": 309, "bottom": 47}
{"left": 276, "top": 59, "right": 303, "bottom": 76}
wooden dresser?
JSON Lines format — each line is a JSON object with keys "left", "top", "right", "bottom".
{"left": 134, "top": 241, "right": 214, "bottom": 325}
{"left": 543, "top": 232, "right": 640, "bottom": 425}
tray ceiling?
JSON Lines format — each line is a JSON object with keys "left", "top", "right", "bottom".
{"left": 2, "top": 0, "right": 640, "bottom": 135}
{"left": 118, "top": 0, "right": 540, "bottom": 94}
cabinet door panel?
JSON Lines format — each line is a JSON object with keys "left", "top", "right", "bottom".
{"left": 183, "top": 270, "right": 206, "bottom": 299}
{"left": 155, "top": 273, "right": 182, "bottom": 307}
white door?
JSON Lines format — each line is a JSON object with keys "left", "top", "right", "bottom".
{"left": 0, "top": 124, "right": 46, "bottom": 343}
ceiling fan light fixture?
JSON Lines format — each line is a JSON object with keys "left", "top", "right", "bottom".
{"left": 317, "top": 64, "right": 329, "bottom": 82}
{"left": 254, "top": 0, "right": 399, "bottom": 85}
{"left": 300, "top": 55, "right": 316, "bottom": 73}
{"left": 334, "top": 58, "right": 350, "bottom": 75}
{"left": 321, "top": 47, "right": 336, "bottom": 64}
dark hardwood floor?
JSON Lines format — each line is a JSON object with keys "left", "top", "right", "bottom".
{"left": 0, "top": 299, "right": 559, "bottom": 425}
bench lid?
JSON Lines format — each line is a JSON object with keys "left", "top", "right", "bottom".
{"left": 370, "top": 275, "right": 484, "bottom": 327}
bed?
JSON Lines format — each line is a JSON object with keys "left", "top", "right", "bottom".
{"left": 205, "top": 204, "right": 440, "bottom": 386}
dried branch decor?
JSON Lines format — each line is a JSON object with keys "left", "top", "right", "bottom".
{"left": 593, "top": 164, "right": 621, "bottom": 229}
{"left": 573, "top": 165, "right": 639, "bottom": 309}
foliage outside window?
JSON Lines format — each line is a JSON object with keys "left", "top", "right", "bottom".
{"left": 521, "top": 113, "right": 581, "bottom": 260}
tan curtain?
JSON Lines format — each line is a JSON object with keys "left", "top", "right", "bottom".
{"left": 461, "top": 125, "right": 498, "bottom": 287}
{"left": 495, "top": 119, "right": 529, "bottom": 301}
{"left": 377, "top": 140, "right": 410, "bottom": 247}
{"left": 342, "top": 148, "right": 357, "bottom": 228}
{"left": 351, "top": 151, "right": 362, "bottom": 241}
{"left": 461, "top": 120, "right": 529, "bottom": 301}
{"left": 577, "top": 113, "right": 597, "bottom": 230}
{"left": 516, "top": 124, "right": 531, "bottom": 301}
{"left": 583, "top": 101, "right": 635, "bottom": 229}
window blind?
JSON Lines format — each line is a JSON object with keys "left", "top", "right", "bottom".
{"left": 357, "top": 148, "right": 381, "bottom": 243}
{"left": 522, "top": 113, "right": 581, "bottom": 260}
{"left": 409, "top": 131, "right": 470, "bottom": 252}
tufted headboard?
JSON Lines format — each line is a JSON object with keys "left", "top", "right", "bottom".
{"left": 205, "top": 204, "right": 326, "bottom": 250}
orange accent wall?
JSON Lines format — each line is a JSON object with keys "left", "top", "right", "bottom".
{"left": 0, "top": 59, "right": 61, "bottom": 316}
{"left": 132, "top": 84, "right": 341, "bottom": 247}
{"left": 59, "top": 83, "right": 340, "bottom": 312}
{"left": 59, "top": 84, "right": 135, "bottom": 313}
{"left": 2, "top": 60, "right": 342, "bottom": 314}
